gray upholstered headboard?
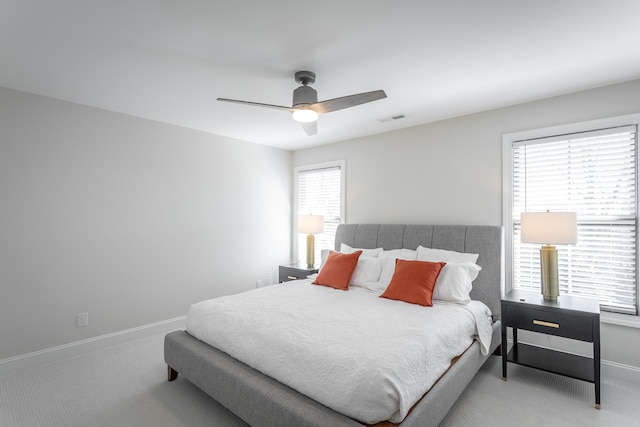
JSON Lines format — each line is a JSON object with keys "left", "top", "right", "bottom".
{"left": 335, "top": 224, "right": 504, "bottom": 319}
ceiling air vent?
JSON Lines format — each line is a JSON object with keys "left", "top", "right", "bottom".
{"left": 376, "top": 114, "right": 406, "bottom": 123}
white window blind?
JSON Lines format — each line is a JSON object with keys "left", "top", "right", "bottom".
{"left": 512, "top": 125, "right": 638, "bottom": 315}
{"left": 297, "top": 165, "right": 343, "bottom": 265}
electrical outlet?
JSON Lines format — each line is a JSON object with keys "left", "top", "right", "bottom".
{"left": 77, "top": 312, "right": 89, "bottom": 327}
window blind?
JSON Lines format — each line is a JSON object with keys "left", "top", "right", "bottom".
{"left": 512, "top": 125, "right": 638, "bottom": 315}
{"left": 297, "top": 166, "right": 342, "bottom": 265}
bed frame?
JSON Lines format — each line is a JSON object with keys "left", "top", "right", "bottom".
{"left": 165, "top": 224, "right": 503, "bottom": 426}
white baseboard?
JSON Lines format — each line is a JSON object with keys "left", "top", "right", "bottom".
{"left": 602, "top": 360, "right": 640, "bottom": 385}
{"left": 0, "top": 316, "right": 187, "bottom": 376}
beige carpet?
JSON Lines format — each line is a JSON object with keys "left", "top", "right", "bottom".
{"left": 441, "top": 357, "right": 639, "bottom": 426}
{"left": 1, "top": 333, "right": 638, "bottom": 426}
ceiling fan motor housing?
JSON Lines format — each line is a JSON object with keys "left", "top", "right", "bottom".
{"left": 293, "top": 85, "right": 318, "bottom": 107}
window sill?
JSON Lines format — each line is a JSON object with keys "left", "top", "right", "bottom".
{"left": 601, "top": 311, "right": 640, "bottom": 329}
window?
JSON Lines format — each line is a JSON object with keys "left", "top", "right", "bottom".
{"left": 294, "top": 161, "right": 345, "bottom": 265}
{"left": 503, "top": 114, "right": 639, "bottom": 318}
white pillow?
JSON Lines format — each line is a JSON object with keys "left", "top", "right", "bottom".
{"left": 340, "top": 243, "right": 384, "bottom": 258}
{"left": 378, "top": 248, "right": 417, "bottom": 260}
{"left": 349, "top": 256, "right": 385, "bottom": 289}
{"left": 319, "top": 249, "right": 331, "bottom": 269}
{"left": 433, "top": 262, "right": 481, "bottom": 302}
{"left": 416, "top": 246, "right": 479, "bottom": 264}
{"left": 361, "top": 256, "right": 396, "bottom": 291}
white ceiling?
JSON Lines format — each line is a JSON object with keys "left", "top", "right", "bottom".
{"left": 2, "top": 1, "right": 640, "bottom": 151}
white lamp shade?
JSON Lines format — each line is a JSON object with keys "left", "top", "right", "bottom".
{"left": 521, "top": 211, "right": 577, "bottom": 245}
{"left": 298, "top": 215, "right": 324, "bottom": 234}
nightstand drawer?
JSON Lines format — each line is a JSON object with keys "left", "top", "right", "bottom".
{"left": 505, "top": 305, "right": 594, "bottom": 341}
{"left": 278, "top": 264, "right": 319, "bottom": 283}
{"left": 280, "top": 267, "right": 306, "bottom": 281}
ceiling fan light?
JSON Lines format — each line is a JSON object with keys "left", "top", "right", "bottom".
{"left": 292, "top": 109, "right": 318, "bottom": 123}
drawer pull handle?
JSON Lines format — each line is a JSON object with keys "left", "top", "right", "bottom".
{"left": 287, "top": 275, "right": 298, "bottom": 280}
{"left": 533, "top": 319, "right": 559, "bottom": 328}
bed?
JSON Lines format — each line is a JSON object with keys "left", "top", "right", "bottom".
{"left": 165, "top": 224, "right": 503, "bottom": 426}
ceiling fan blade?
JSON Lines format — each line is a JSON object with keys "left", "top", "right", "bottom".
{"left": 217, "top": 98, "right": 293, "bottom": 112}
{"left": 301, "top": 121, "right": 317, "bottom": 136}
{"left": 310, "top": 90, "right": 387, "bottom": 114}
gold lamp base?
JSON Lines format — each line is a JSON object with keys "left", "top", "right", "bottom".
{"left": 540, "top": 244, "right": 559, "bottom": 301}
{"left": 306, "top": 234, "right": 315, "bottom": 268}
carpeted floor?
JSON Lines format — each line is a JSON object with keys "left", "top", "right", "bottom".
{"left": 1, "top": 333, "right": 638, "bottom": 426}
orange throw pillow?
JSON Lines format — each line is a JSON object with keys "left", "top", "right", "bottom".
{"left": 312, "top": 250, "right": 363, "bottom": 290}
{"left": 380, "top": 259, "right": 446, "bottom": 306}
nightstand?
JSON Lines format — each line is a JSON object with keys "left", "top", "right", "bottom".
{"left": 278, "top": 263, "right": 319, "bottom": 283}
{"left": 501, "top": 289, "right": 601, "bottom": 409}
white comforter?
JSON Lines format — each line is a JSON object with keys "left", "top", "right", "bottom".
{"left": 186, "top": 280, "right": 493, "bottom": 424}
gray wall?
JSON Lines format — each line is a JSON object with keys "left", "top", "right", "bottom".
{"left": 0, "top": 87, "right": 292, "bottom": 360}
{"left": 293, "top": 79, "right": 640, "bottom": 370}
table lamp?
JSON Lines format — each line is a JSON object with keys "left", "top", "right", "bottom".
{"left": 521, "top": 211, "right": 577, "bottom": 301}
{"left": 298, "top": 215, "right": 324, "bottom": 268}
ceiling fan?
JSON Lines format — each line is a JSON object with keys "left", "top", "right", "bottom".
{"left": 217, "top": 71, "right": 387, "bottom": 136}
